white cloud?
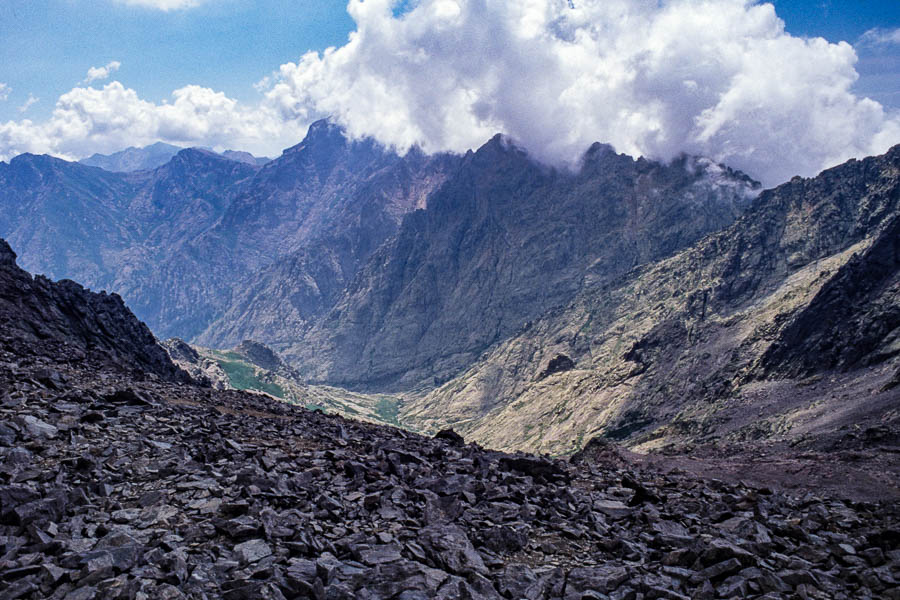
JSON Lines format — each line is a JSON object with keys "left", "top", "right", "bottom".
{"left": 83, "top": 61, "right": 122, "bottom": 84}
{"left": 0, "top": 82, "right": 305, "bottom": 161}
{"left": 858, "top": 27, "right": 900, "bottom": 47}
{"left": 18, "top": 94, "right": 38, "bottom": 114}
{"left": 114, "top": 0, "right": 208, "bottom": 10}
{"left": 263, "top": 0, "right": 900, "bottom": 186}
{"left": 0, "top": 84, "right": 9, "bottom": 102}
{"left": 1, "top": 0, "right": 898, "bottom": 185}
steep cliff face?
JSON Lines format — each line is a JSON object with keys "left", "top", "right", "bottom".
{"left": 404, "top": 146, "right": 900, "bottom": 455}
{"left": 193, "top": 127, "right": 460, "bottom": 348}
{"left": 292, "top": 137, "right": 758, "bottom": 389}
{"left": 0, "top": 122, "right": 459, "bottom": 342}
{"left": 0, "top": 239, "right": 186, "bottom": 382}
{"left": 754, "top": 213, "right": 900, "bottom": 378}
{"left": 0, "top": 149, "right": 259, "bottom": 339}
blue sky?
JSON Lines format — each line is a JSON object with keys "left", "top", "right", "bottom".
{"left": 0, "top": 0, "right": 354, "bottom": 122}
{"left": 0, "top": 0, "right": 898, "bottom": 185}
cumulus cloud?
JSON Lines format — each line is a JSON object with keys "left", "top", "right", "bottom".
{"left": 114, "top": 0, "right": 208, "bottom": 10}
{"left": 0, "top": 84, "right": 9, "bottom": 102}
{"left": 2, "top": 0, "right": 898, "bottom": 185}
{"left": 0, "top": 82, "right": 305, "bottom": 161}
{"left": 263, "top": 0, "right": 900, "bottom": 185}
{"left": 859, "top": 27, "right": 900, "bottom": 47}
{"left": 18, "top": 95, "right": 38, "bottom": 114}
{"left": 83, "top": 61, "right": 122, "bottom": 84}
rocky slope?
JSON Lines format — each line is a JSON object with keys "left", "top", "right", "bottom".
{"left": 293, "top": 139, "right": 758, "bottom": 389}
{"left": 0, "top": 239, "right": 185, "bottom": 383}
{"left": 403, "top": 146, "right": 900, "bottom": 455}
{"left": 0, "top": 241, "right": 898, "bottom": 599}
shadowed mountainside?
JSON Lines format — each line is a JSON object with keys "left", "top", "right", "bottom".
{"left": 0, "top": 122, "right": 459, "bottom": 341}
{"left": 291, "top": 137, "right": 759, "bottom": 390}
{"left": 403, "top": 146, "right": 900, "bottom": 456}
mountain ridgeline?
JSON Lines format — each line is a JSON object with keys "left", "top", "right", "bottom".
{"left": 0, "top": 121, "right": 459, "bottom": 342}
{"left": 0, "top": 239, "right": 187, "bottom": 382}
{"left": 2, "top": 122, "right": 899, "bottom": 456}
{"left": 291, "top": 138, "right": 758, "bottom": 389}
{"left": 407, "top": 146, "right": 900, "bottom": 454}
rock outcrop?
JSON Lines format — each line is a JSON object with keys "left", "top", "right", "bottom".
{"left": 0, "top": 239, "right": 185, "bottom": 382}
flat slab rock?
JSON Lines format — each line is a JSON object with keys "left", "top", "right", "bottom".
{"left": 0, "top": 356, "right": 898, "bottom": 600}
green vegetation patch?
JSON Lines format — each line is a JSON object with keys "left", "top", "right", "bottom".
{"left": 375, "top": 397, "right": 401, "bottom": 426}
{"left": 217, "top": 359, "right": 285, "bottom": 398}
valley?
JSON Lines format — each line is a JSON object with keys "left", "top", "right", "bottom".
{"left": 2, "top": 126, "right": 896, "bottom": 468}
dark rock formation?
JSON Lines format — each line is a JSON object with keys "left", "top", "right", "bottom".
{"left": 0, "top": 239, "right": 186, "bottom": 382}
{"left": 234, "top": 340, "right": 294, "bottom": 377}
{"left": 756, "top": 213, "right": 900, "bottom": 378}
{"left": 536, "top": 354, "right": 576, "bottom": 381}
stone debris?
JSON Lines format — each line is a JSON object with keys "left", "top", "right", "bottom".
{"left": 0, "top": 353, "right": 898, "bottom": 600}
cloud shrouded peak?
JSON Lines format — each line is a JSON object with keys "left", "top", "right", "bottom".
{"left": 263, "top": 0, "right": 900, "bottom": 186}
{"left": 1, "top": 0, "right": 897, "bottom": 185}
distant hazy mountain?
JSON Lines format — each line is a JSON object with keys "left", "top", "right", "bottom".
{"left": 79, "top": 142, "right": 184, "bottom": 172}
{"left": 1, "top": 121, "right": 459, "bottom": 340}
{"left": 221, "top": 150, "right": 272, "bottom": 166}
{"left": 79, "top": 143, "right": 271, "bottom": 172}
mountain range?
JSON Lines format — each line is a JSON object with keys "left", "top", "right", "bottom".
{"left": 1, "top": 123, "right": 898, "bottom": 460}
{"left": 79, "top": 142, "right": 271, "bottom": 172}
{"left": 1, "top": 228, "right": 895, "bottom": 599}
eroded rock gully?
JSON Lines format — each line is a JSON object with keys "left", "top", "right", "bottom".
{"left": 0, "top": 354, "right": 898, "bottom": 600}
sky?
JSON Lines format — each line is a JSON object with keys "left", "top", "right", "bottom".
{"left": 0, "top": 0, "right": 898, "bottom": 186}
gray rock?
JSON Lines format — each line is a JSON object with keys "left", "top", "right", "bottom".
{"left": 234, "top": 539, "right": 273, "bottom": 564}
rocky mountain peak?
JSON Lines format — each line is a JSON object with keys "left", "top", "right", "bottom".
{"left": 472, "top": 133, "right": 530, "bottom": 163}
{"left": 284, "top": 119, "right": 350, "bottom": 156}
{"left": 167, "top": 147, "right": 234, "bottom": 169}
{"left": 79, "top": 142, "right": 183, "bottom": 172}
